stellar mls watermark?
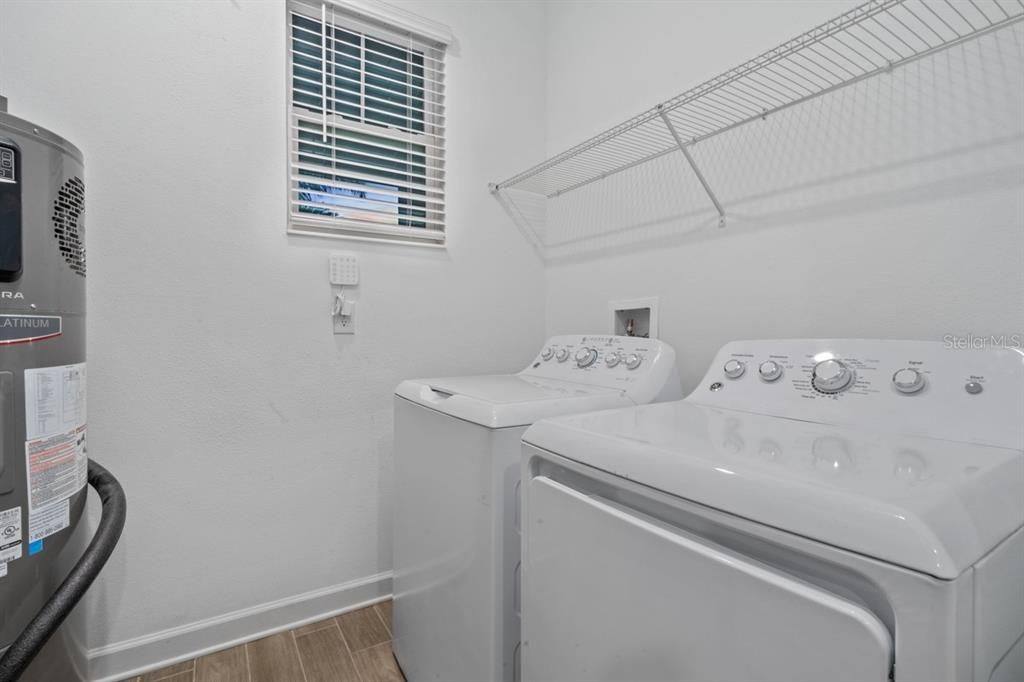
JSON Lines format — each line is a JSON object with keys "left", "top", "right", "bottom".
{"left": 943, "top": 334, "right": 1023, "bottom": 350}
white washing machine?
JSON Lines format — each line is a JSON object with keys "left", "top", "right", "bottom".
{"left": 521, "top": 339, "right": 1024, "bottom": 682}
{"left": 392, "top": 335, "right": 682, "bottom": 682}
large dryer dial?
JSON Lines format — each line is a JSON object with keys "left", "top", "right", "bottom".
{"left": 812, "top": 359, "right": 855, "bottom": 394}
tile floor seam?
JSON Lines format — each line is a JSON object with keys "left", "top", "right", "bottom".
{"left": 290, "top": 630, "right": 310, "bottom": 682}
{"left": 334, "top": 618, "right": 355, "bottom": 656}
{"left": 346, "top": 610, "right": 390, "bottom": 654}
{"left": 350, "top": 645, "right": 366, "bottom": 682}
{"left": 149, "top": 662, "right": 195, "bottom": 682}
{"left": 243, "top": 642, "right": 253, "bottom": 682}
{"left": 300, "top": 621, "right": 336, "bottom": 636}
{"left": 372, "top": 604, "right": 391, "bottom": 637}
{"left": 334, "top": 618, "right": 365, "bottom": 682}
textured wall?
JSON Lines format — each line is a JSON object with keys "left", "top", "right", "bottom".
{"left": 0, "top": 0, "right": 546, "bottom": 652}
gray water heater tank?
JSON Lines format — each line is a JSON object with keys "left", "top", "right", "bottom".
{"left": 0, "top": 106, "right": 90, "bottom": 681}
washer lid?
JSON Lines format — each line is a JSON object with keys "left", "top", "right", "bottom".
{"left": 396, "top": 375, "right": 630, "bottom": 428}
{"left": 523, "top": 400, "right": 1024, "bottom": 579}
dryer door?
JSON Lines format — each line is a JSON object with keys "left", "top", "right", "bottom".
{"left": 522, "top": 476, "right": 893, "bottom": 682}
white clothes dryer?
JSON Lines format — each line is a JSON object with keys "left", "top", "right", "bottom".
{"left": 393, "top": 335, "right": 681, "bottom": 682}
{"left": 521, "top": 339, "right": 1024, "bottom": 682}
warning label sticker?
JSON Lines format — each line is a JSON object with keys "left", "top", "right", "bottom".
{"left": 29, "top": 499, "right": 70, "bottom": 542}
{"left": 24, "top": 364, "right": 87, "bottom": 513}
{"left": 25, "top": 426, "right": 87, "bottom": 512}
{"left": 0, "top": 562, "right": 7, "bottom": 578}
{"left": 0, "top": 507, "right": 23, "bottom": 564}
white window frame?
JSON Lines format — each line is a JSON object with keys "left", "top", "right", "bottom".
{"left": 286, "top": 0, "right": 451, "bottom": 246}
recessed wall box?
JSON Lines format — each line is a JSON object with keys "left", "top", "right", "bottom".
{"left": 610, "top": 297, "right": 659, "bottom": 339}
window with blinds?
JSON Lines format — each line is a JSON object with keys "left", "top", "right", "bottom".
{"left": 288, "top": 0, "right": 447, "bottom": 244}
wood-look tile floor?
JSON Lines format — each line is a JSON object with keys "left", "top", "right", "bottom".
{"left": 123, "top": 600, "right": 403, "bottom": 682}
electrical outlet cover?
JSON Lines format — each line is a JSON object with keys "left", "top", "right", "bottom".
{"left": 334, "top": 308, "right": 356, "bottom": 335}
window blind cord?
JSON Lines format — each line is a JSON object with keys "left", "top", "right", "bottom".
{"left": 330, "top": 3, "right": 336, "bottom": 169}
{"left": 321, "top": 2, "right": 328, "bottom": 144}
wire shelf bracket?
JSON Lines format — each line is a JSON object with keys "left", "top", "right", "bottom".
{"left": 657, "top": 106, "right": 727, "bottom": 228}
{"left": 491, "top": 0, "right": 1024, "bottom": 248}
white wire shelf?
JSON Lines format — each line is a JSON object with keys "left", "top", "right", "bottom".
{"left": 491, "top": 0, "right": 1024, "bottom": 237}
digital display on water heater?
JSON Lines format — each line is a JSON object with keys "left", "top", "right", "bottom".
{"left": 0, "top": 144, "right": 21, "bottom": 282}
{"left": 0, "top": 147, "right": 14, "bottom": 183}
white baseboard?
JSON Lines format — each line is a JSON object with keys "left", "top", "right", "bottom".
{"left": 88, "top": 571, "right": 392, "bottom": 682}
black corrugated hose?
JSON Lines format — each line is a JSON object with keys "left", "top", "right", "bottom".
{"left": 0, "top": 460, "right": 127, "bottom": 682}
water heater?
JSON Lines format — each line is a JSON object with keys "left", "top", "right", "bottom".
{"left": 0, "top": 102, "right": 90, "bottom": 680}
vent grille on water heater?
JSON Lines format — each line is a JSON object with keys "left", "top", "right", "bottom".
{"left": 52, "top": 177, "right": 86, "bottom": 277}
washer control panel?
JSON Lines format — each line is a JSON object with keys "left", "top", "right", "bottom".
{"left": 691, "top": 339, "right": 1024, "bottom": 450}
{"left": 522, "top": 335, "right": 682, "bottom": 403}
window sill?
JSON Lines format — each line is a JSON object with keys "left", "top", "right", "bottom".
{"left": 287, "top": 221, "right": 447, "bottom": 249}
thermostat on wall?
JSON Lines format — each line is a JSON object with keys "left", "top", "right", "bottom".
{"left": 329, "top": 252, "right": 359, "bottom": 286}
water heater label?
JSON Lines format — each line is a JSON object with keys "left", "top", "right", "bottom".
{"left": 24, "top": 364, "right": 87, "bottom": 513}
{"left": 29, "top": 499, "right": 70, "bottom": 543}
{"left": 0, "top": 506, "right": 23, "bottom": 565}
{"left": 24, "top": 363, "right": 86, "bottom": 441}
{"left": 0, "top": 316, "right": 63, "bottom": 345}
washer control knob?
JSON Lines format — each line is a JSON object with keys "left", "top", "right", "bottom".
{"left": 812, "top": 359, "right": 855, "bottom": 394}
{"left": 575, "top": 347, "right": 598, "bottom": 368}
{"left": 625, "top": 353, "right": 643, "bottom": 370}
{"left": 541, "top": 347, "right": 554, "bottom": 361}
{"left": 892, "top": 368, "right": 925, "bottom": 394}
{"left": 605, "top": 353, "right": 621, "bottom": 368}
{"left": 554, "top": 347, "right": 569, "bottom": 362}
{"left": 723, "top": 359, "right": 745, "bottom": 379}
{"left": 758, "top": 360, "right": 783, "bottom": 382}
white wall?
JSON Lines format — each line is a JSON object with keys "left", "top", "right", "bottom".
{"left": 543, "top": 1, "right": 1024, "bottom": 388}
{"left": 0, "top": 0, "right": 546, "bottom": 675}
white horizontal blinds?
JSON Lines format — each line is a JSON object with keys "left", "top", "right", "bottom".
{"left": 289, "top": 0, "right": 446, "bottom": 241}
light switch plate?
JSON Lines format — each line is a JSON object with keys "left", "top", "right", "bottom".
{"left": 329, "top": 253, "right": 359, "bottom": 285}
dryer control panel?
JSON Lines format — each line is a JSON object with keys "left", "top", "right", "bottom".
{"left": 690, "top": 339, "right": 1024, "bottom": 450}
{"left": 521, "top": 335, "right": 682, "bottom": 405}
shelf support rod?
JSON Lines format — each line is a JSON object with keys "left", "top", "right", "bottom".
{"left": 658, "top": 107, "right": 726, "bottom": 228}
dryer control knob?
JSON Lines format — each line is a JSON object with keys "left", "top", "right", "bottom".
{"left": 541, "top": 347, "right": 554, "bottom": 361}
{"left": 625, "top": 353, "right": 643, "bottom": 370}
{"left": 575, "top": 347, "right": 598, "bottom": 368}
{"left": 723, "top": 359, "right": 745, "bottom": 379}
{"left": 892, "top": 368, "right": 925, "bottom": 394}
{"left": 605, "top": 353, "right": 621, "bottom": 368}
{"left": 812, "top": 359, "right": 855, "bottom": 394}
{"left": 554, "top": 347, "right": 569, "bottom": 362}
{"left": 758, "top": 360, "right": 783, "bottom": 382}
